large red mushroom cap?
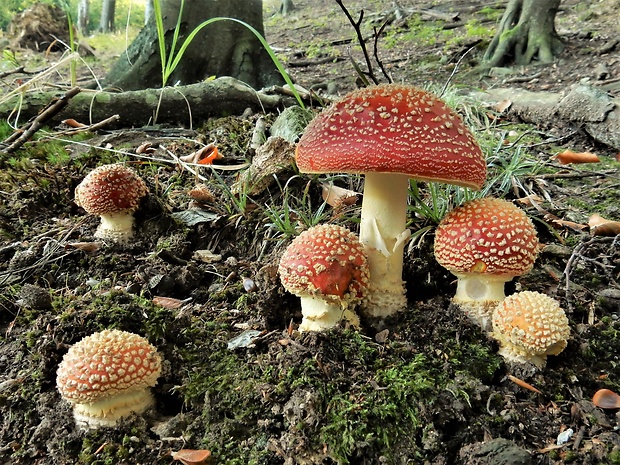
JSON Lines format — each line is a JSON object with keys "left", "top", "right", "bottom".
{"left": 75, "top": 164, "right": 148, "bottom": 242}
{"left": 434, "top": 197, "right": 540, "bottom": 330}
{"left": 56, "top": 329, "right": 161, "bottom": 429}
{"left": 296, "top": 83, "right": 486, "bottom": 189}
{"left": 278, "top": 224, "right": 369, "bottom": 331}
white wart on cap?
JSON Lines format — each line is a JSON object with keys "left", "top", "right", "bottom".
{"left": 434, "top": 197, "right": 539, "bottom": 330}
{"left": 56, "top": 329, "right": 161, "bottom": 429}
{"left": 75, "top": 164, "right": 148, "bottom": 243}
{"left": 296, "top": 84, "right": 486, "bottom": 319}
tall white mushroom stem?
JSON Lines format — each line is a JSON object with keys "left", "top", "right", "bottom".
{"left": 359, "top": 172, "right": 411, "bottom": 318}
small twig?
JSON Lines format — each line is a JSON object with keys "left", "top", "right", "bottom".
{"left": 0, "top": 86, "right": 81, "bottom": 154}
{"left": 335, "top": 0, "right": 379, "bottom": 84}
{"left": 439, "top": 44, "right": 476, "bottom": 97}
{"left": 373, "top": 21, "right": 392, "bottom": 83}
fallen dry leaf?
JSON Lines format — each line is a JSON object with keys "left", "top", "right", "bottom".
{"left": 321, "top": 182, "right": 359, "bottom": 207}
{"left": 66, "top": 241, "right": 101, "bottom": 253}
{"left": 592, "top": 388, "right": 620, "bottom": 409}
{"left": 180, "top": 143, "right": 222, "bottom": 165}
{"left": 171, "top": 449, "right": 212, "bottom": 465}
{"left": 494, "top": 99, "right": 512, "bottom": 113}
{"left": 188, "top": 184, "right": 215, "bottom": 203}
{"left": 61, "top": 118, "right": 87, "bottom": 128}
{"left": 589, "top": 213, "right": 620, "bottom": 236}
{"left": 152, "top": 296, "right": 185, "bottom": 309}
{"left": 553, "top": 149, "right": 600, "bottom": 165}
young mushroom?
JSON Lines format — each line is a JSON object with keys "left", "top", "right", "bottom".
{"left": 434, "top": 197, "right": 539, "bottom": 330}
{"left": 278, "top": 224, "right": 369, "bottom": 332}
{"left": 491, "top": 291, "right": 569, "bottom": 368}
{"left": 296, "top": 84, "right": 486, "bottom": 319}
{"left": 75, "top": 163, "right": 148, "bottom": 242}
{"left": 56, "top": 329, "right": 162, "bottom": 429}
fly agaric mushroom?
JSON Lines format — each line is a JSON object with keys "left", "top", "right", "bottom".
{"left": 434, "top": 197, "right": 539, "bottom": 330}
{"left": 296, "top": 84, "right": 486, "bottom": 318}
{"left": 491, "top": 291, "right": 569, "bottom": 368}
{"left": 75, "top": 163, "right": 148, "bottom": 242}
{"left": 56, "top": 329, "right": 162, "bottom": 429}
{"left": 278, "top": 224, "right": 369, "bottom": 331}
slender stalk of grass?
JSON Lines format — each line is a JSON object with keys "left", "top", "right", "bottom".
{"left": 152, "top": 0, "right": 304, "bottom": 108}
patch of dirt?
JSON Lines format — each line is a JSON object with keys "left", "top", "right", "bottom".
{"left": 0, "top": 1, "right": 620, "bottom": 465}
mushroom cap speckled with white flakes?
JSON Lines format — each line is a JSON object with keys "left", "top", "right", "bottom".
{"left": 57, "top": 329, "right": 161, "bottom": 428}
{"left": 295, "top": 84, "right": 486, "bottom": 189}
{"left": 278, "top": 224, "right": 369, "bottom": 307}
{"left": 75, "top": 164, "right": 147, "bottom": 216}
{"left": 434, "top": 197, "right": 539, "bottom": 277}
{"left": 492, "top": 291, "right": 570, "bottom": 368}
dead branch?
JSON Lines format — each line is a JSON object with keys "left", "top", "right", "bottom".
{"left": 0, "top": 86, "right": 81, "bottom": 154}
{"left": 0, "top": 77, "right": 296, "bottom": 133}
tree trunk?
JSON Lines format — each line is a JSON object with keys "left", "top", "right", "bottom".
{"left": 279, "top": 0, "right": 295, "bottom": 16}
{"left": 483, "top": 0, "right": 563, "bottom": 67}
{"left": 145, "top": 0, "right": 154, "bottom": 25}
{"left": 77, "top": 0, "right": 89, "bottom": 35}
{"left": 99, "top": 0, "right": 116, "bottom": 33}
{"left": 104, "top": 0, "right": 283, "bottom": 91}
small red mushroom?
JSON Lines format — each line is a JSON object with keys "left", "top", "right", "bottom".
{"left": 296, "top": 84, "right": 486, "bottom": 318}
{"left": 75, "top": 163, "right": 148, "bottom": 242}
{"left": 56, "top": 329, "right": 162, "bottom": 429}
{"left": 278, "top": 224, "right": 369, "bottom": 331}
{"left": 434, "top": 197, "right": 539, "bottom": 330}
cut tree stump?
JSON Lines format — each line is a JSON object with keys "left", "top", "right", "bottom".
{"left": 473, "top": 84, "right": 620, "bottom": 151}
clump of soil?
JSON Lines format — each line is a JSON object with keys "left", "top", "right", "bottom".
{"left": 7, "top": 3, "right": 70, "bottom": 53}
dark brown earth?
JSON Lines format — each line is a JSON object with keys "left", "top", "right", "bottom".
{"left": 0, "top": 1, "right": 620, "bottom": 464}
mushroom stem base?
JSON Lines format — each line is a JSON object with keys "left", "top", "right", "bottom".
{"left": 298, "top": 296, "right": 359, "bottom": 332}
{"left": 95, "top": 213, "right": 136, "bottom": 243}
{"left": 72, "top": 389, "right": 154, "bottom": 429}
{"left": 359, "top": 172, "right": 410, "bottom": 318}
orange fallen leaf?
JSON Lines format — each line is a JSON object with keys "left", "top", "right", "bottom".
{"left": 180, "top": 143, "right": 222, "bottom": 165}
{"left": 171, "top": 449, "right": 212, "bottom": 465}
{"left": 321, "top": 182, "right": 359, "bottom": 207}
{"left": 589, "top": 213, "right": 620, "bottom": 236}
{"left": 62, "top": 118, "right": 87, "bottom": 128}
{"left": 152, "top": 296, "right": 185, "bottom": 309}
{"left": 553, "top": 149, "right": 600, "bottom": 165}
{"left": 592, "top": 388, "right": 620, "bottom": 409}
{"left": 507, "top": 374, "right": 542, "bottom": 394}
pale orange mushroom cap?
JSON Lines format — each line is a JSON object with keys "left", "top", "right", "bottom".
{"left": 434, "top": 197, "right": 539, "bottom": 277}
{"left": 295, "top": 84, "right": 486, "bottom": 189}
{"left": 57, "top": 329, "right": 161, "bottom": 428}
{"left": 492, "top": 291, "right": 570, "bottom": 368}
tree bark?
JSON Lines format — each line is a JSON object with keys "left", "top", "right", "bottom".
{"left": 279, "top": 0, "right": 295, "bottom": 16}
{"left": 483, "top": 0, "right": 563, "bottom": 67}
{"left": 145, "top": 0, "right": 154, "bottom": 25}
{"left": 77, "top": 0, "right": 90, "bottom": 35}
{"left": 99, "top": 0, "right": 116, "bottom": 32}
{"left": 104, "top": 0, "right": 283, "bottom": 91}
{"left": 0, "top": 77, "right": 293, "bottom": 129}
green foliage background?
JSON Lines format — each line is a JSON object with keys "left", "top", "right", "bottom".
{"left": 0, "top": 0, "right": 145, "bottom": 33}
